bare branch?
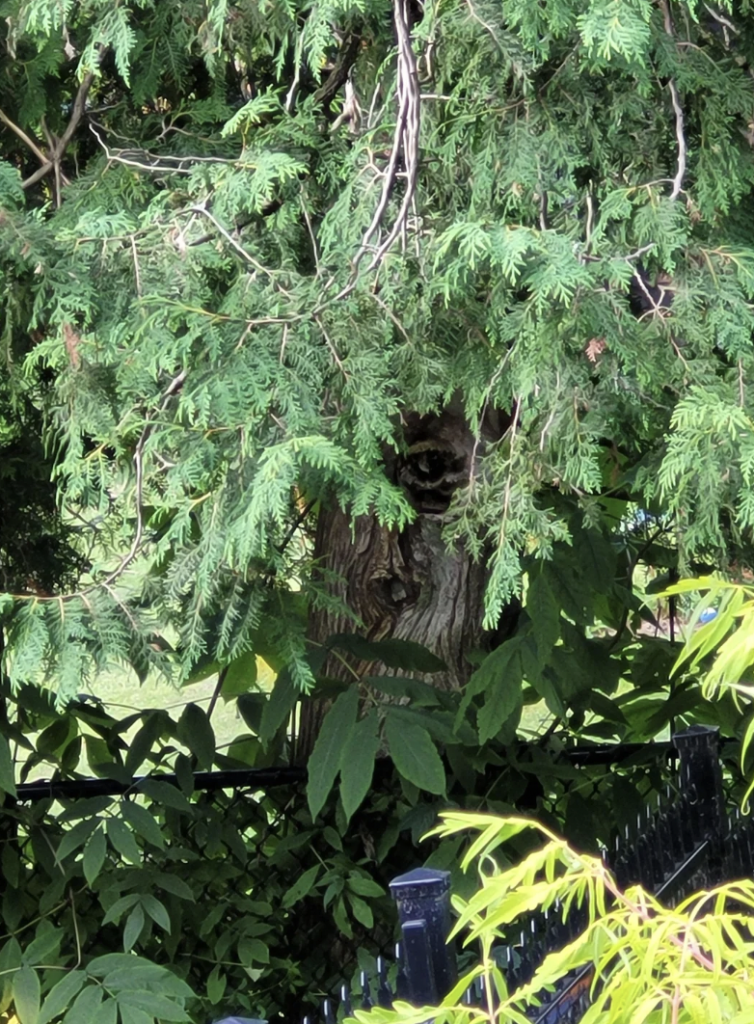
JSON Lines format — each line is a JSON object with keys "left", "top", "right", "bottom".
{"left": 15, "top": 67, "right": 98, "bottom": 197}
{"left": 99, "top": 370, "right": 187, "bottom": 589}
{"left": 667, "top": 78, "right": 687, "bottom": 201}
{"left": 0, "top": 107, "right": 47, "bottom": 163}
{"left": 659, "top": 0, "right": 687, "bottom": 201}
{"left": 56, "top": 70, "right": 96, "bottom": 156}
{"left": 21, "top": 161, "right": 54, "bottom": 190}
{"left": 339, "top": 0, "right": 420, "bottom": 296}
{"left": 313, "top": 32, "right": 362, "bottom": 108}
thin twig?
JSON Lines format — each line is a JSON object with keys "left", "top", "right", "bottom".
{"left": 338, "top": 0, "right": 420, "bottom": 296}
{"left": 659, "top": 0, "right": 687, "bottom": 201}
{"left": 206, "top": 667, "right": 228, "bottom": 720}
{"left": 667, "top": 80, "right": 687, "bottom": 201}
{"left": 130, "top": 235, "right": 142, "bottom": 296}
{"left": 99, "top": 370, "right": 187, "bottom": 589}
{"left": 190, "top": 204, "right": 279, "bottom": 281}
{"left": 0, "top": 108, "right": 47, "bottom": 164}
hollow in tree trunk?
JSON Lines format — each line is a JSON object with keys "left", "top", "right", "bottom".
{"left": 296, "top": 404, "right": 517, "bottom": 761}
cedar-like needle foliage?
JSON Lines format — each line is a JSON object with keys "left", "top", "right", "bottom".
{"left": 2, "top": 0, "right": 754, "bottom": 692}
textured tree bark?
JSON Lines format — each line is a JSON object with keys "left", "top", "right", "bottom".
{"left": 296, "top": 405, "right": 517, "bottom": 762}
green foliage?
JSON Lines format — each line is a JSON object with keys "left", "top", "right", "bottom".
{"left": 348, "top": 811, "right": 754, "bottom": 1024}
{"left": 1, "top": 615, "right": 740, "bottom": 1024}
{"left": 665, "top": 575, "right": 754, "bottom": 805}
{"left": 3, "top": 0, "right": 754, "bottom": 686}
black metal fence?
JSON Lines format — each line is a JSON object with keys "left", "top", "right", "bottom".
{"left": 10, "top": 725, "right": 751, "bottom": 1024}
{"left": 232, "top": 725, "right": 754, "bottom": 1024}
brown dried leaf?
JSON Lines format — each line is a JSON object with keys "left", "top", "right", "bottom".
{"left": 585, "top": 337, "right": 607, "bottom": 363}
{"left": 63, "top": 322, "right": 81, "bottom": 370}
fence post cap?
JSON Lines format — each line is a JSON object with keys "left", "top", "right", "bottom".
{"left": 673, "top": 724, "right": 720, "bottom": 741}
{"left": 389, "top": 867, "right": 451, "bottom": 893}
{"left": 212, "top": 1018, "right": 268, "bottom": 1024}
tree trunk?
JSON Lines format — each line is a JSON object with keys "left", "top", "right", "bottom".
{"left": 296, "top": 405, "right": 517, "bottom": 761}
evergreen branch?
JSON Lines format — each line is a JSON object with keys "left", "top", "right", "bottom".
{"left": 464, "top": 0, "right": 502, "bottom": 50}
{"left": 189, "top": 204, "right": 291, "bottom": 291}
{"left": 5, "top": 372, "right": 187, "bottom": 604}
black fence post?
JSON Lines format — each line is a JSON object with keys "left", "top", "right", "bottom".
{"left": 389, "top": 867, "right": 457, "bottom": 1006}
{"left": 673, "top": 724, "right": 727, "bottom": 884}
{"left": 673, "top": 725, "right": 726, "bottom": 836}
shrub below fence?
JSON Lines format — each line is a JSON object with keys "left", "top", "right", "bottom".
{"left": 1, "top": 679, "right": 748, "bottom": 1024}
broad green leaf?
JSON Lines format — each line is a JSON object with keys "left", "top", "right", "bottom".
{"left": 0, "top": 735, "right": 17, "bottom": 798}
{"left": 479, "top": 670, "right": 523, "bottom": 744}
{"left": 339, "top": 710, "right": 380, "bottom": 823}
{"left": 136, "top": 779, "right": 192, "bottom": 814}
{"left": 140, "top": 895, "right": 171, "bottom": 933}
{"left": 329, "top": 634, "right": 446, "bottom": 673}
{"left": 221, "top": 651, "right": 258, "bottom": 697}
{"left": 124, "top": 713, "right": 165, "bottom": 776}
{"left": 281, "top": 864, "right": 320, "bottom": 909}
{"left": 87, "top": 954, "right": 165, "bottom": 977}
{"left": 102, "top": 894, "right": 140, "bottom": 926}
{"left": 238, "top": 937, "right": 269, "bottom": 964}
{"left": 154, "top": 873, "right": 195, "bottom": 901}
{"left": 61, "top": 984, "right": 102, "bottom": 1024}
{"left": 83, "top": 827, "right": 106, "bottom": 886}
{"left": 348, "top": 894, "right": 373, "bottom": 928}
{"left": 99, "top": 999, "right": 117, "bottom": 1024}
{"left": 458, "top": 638, "right": 524, "bottom": 730}
{"left": 571, "top": 525, "right": 616, "bottom": 592}
{"left": 56, "top": 819, "right": 99, "bottom": 864}
{"left": 206, "top": 965, "right": 226, "bottom": 1004}
{"left": 177, "top": 703, "right": 215, "bottom": 769}
{"left": 38, "top": 971, "right": 85, "bottom": 1024}
{"left": 332, "top": 896, "right": 353, "bottom": 940}
{"left": 347, "top": 875, "right": 384, "bottom": 898}
{"left": 120, "top": 801, "right": 165, "bottom": 849}
{"left": 116, "top": 991, "right": 189, "bottom": 1022}
{"left": 259, "top": 667, "right": 298, "bottom": 744}
{"left": 384, "top": 713, "right": 445, "bottom": 795}
{"left": 307, "top": 686, "right": 359, "bottom": 819}
{"left": 23, "top": 925, "right": 62, "bottom": 968}
{"left": 106, "top": 818, "right": 141, "bottom": 866}
{"left": 58, "top": 797, "right": 113, "bottom": 822}
{"left": 529, "top": 668, "right": 566, "bottom": 719}
{"left": 544, "top": 555, "right": 591, "bottom": 625}
{"left": 526, "top": 571, "right": 561, "bottom": 658}
{"left": 13, "top": 966, "right": 40, "bottom": 1024}
{"left": 117, "top": 1006, "right": 152, "bottom": 1024}
{"left": 363, "top": 676, "right": 444, "bottom": 706}
{"left": 123, "top": 904, "right": 145, "bottom": 952}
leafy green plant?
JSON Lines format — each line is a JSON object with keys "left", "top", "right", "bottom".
{"left": 347, "top": 812, "right": 754, "bottom": 1024}
{"left": 663, "top": 575, "right": 754, "bottom": 805}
